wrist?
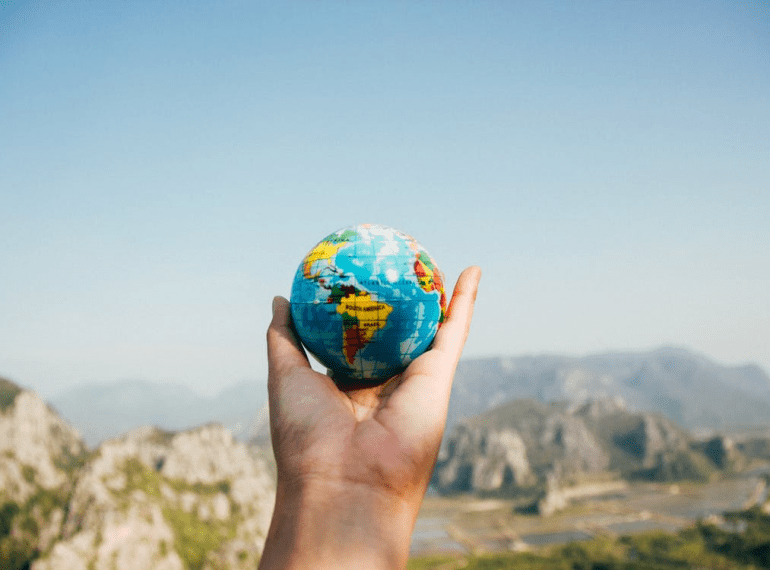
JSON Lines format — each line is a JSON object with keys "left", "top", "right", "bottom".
{"left": 259, "top": 477, "right": 420, "bottom": 570}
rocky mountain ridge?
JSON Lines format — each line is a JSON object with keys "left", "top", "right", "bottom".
{"left": 4, "top": 345, "right": 770, "bottom": 565}
{"left": 1, "top": 377, "right": 87, "bottom": 568}
{"left": 1, "top": 378, "right": 86, "bottom": 501}
{"left": 44, "top": 347, "right": 770, "bottom": 451}
{"left": 434, "top": 396, "right": 750, "bottom": 510}
{"left": 0, "top": 377, "right": 275, "bottom": 570}
{"left": 448, "top": 346, "right": 770, "bottom": 433}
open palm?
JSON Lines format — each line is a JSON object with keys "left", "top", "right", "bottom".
{"left": 266, "top": 266, "right": 481, "bottom": 501}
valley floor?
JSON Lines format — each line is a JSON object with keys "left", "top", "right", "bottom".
{"left": 410, "top": 467, "right": 769, "bottom": 558}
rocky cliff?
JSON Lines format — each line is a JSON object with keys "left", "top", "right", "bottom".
{"left": 1, "top": 378, "right": 86, "bottom": 500}
{"left": 1, "top": 376, "right": 87, "bottom": 568}
{"left": 0, "top": 377, "right": 275, "bottom": 570}
{"left": 434, "top": 397, "right": 720, "bottom": 496}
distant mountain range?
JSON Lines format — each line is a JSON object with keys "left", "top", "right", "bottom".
{"left": 39, "top": 346, "right": 770, "bottom": 447}
{"left": 448, "top": 346, "right": 770, "bottom": 433}
{"left": 50, "top": 379, "right": 268, "bottom": 447}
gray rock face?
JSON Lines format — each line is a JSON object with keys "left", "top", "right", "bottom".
{"left": 435, "top": 397, "right": 717, "bottom": 495}
{"left": 737, "top": 437, "right": 770, "bottom": 461}
{"left": 32, "top": 424, "right": 275, "bottom": 570}
{"left": 1, "top": 377, "right": 276, "bottom": 570}
{"left": 435, "top": 399, "right": 610, "bottom": 494}
{"left": 694, "top": 435, "right": 740, "bottom": 470}
{"left": 1, "top": 379, "right": 88, "bottom": 568}
{"left": 537, "top": 473, "right": 568, "bottom": 517}
{"left": 538, "top": 413, "right": 610, "bottom": 474}
{"left": 1, "top": 389, "right": 85, "bottom": 502}
{"left": 611, "top": 414, "right": 689, "bottom": 469}
{"left": 436, "top": 425, "right": 533, "bottom": 492}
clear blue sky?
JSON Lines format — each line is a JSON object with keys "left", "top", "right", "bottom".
{"left": 1, "top": 0, "right": 768, "bottom": 397}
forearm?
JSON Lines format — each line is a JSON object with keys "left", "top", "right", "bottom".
{"left": 258, "top": 479, "right": 419, "bottom": 570}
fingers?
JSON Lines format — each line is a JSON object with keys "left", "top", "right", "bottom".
{"left": 430, "top": 265, "right": 482, "bottom": 367}
{"left": 266, "top": 296, "right": 310, "bottom": 384}
{"left": 379, "top": 266, "right": 481, "bottom": 433}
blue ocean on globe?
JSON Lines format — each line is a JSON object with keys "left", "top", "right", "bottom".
{"left": 290, "top": 224, "right": 447, "bottom": 382}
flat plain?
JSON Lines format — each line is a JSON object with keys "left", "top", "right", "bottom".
{"left": 410, "top": 470, "right": 767, "bottom": 559}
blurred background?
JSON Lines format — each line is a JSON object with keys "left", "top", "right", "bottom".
{"left": 2, "top": 0, "right": 768, "bottom": 402}
{"left": 2, "top": 2, "right": 769, "bottom": 569}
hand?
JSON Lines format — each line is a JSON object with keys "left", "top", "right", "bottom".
{"left": 259, "top": 266, "right": 481, "bottom": 570}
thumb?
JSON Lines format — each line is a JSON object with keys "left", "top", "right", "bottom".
{"left": 266, "top": 296, "right": 310, "bottom": 384}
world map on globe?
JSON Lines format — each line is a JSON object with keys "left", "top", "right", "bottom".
{"left": 290, "top": 224, "right": 447, "bottom": 382}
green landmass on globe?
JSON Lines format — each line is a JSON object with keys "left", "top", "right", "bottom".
{"left": 290, "top": 224, "right": 447, "bottom": 383}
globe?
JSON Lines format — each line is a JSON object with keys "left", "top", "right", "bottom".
{"left": 290, "top": 224, "right": 447, "bottom": 383}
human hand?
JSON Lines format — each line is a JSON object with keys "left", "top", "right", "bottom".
{"left": 259, "top": 266, "right": 481, "bottom": 570}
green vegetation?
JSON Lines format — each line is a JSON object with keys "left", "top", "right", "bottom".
{"left": 53, "top": 446, "right": 92, "bottom": 476}
{"left": 166, "top": 478, "right": 230, "bottom": 497}
{"left": 121, "top": 456, "right": 231, "bottom": 498}
{"left": 0, "top": 377, "right": 22, "bottom": 412}
{"left": 408, "top": 508, "right": 770, "bottom": 570}
{"left": 118, "top": 457, "right": 238, "bottom": 570}
{"left": 699, "top": 507, "right": 770, "bottom": 568}
{"left": 0, "top": 502, "right": 20, "bottom": 538}
{"left": 21, "top": 465, "right": 35, "bottom": 483}
{"left": 163, "top": 506, "right": 234, "bottom": 570}
{"left": 0, "top": 488, "right": 68, "bottom": 570}
{"left": 409, "top": 552, "right": 576, "bottom": 570}
{"left": 122, "top": 457, "right": 163, "bottom": 500}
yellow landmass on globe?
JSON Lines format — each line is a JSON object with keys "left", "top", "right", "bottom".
{"left": 335, "top": 292, "right": 393, "bottom": 365}
{"left": 302, "top": 240, "right": 349, "bottom": 279}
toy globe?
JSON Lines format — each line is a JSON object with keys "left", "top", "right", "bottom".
{"left": 290, "top": 223, "right": 447, "bottom": 384}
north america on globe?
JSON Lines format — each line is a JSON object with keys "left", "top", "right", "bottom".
{"left": 290, "top": 224, "right": 447, "bottom": 383}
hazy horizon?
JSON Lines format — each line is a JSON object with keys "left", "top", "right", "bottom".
{"left": 2, "top": 1, "right": 768, "bottom": 398}
{"left": 5, "top": 343, "right": 766, "bottom": 401}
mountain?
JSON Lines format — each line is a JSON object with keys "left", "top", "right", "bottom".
{"left": 1, "top": 377, "right": 275, "bottom": 570}
{"left": 1, "top": 377, "right": 87, "bottom": 569}
{"left": 43, "top": 346, "right": 770, "bottom": 449}
{"left": 434, "top": 397, "right": 738, "bottom": 506}
{"left": 50, "top": 379, "right": 268, "bottom": 447}
{"left": 448, "top": 346, "right": 770, "bottom": 433}
{"left": 32, "top": 424, "right": 275, "bottom": 570}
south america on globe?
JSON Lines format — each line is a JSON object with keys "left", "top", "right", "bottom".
{"left": 290, "top": 224, "right": 447, "bottom": 384}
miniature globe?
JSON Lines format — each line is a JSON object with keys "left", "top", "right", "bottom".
{"left": 290, "top": 224, "right": 447, "bottom": 383}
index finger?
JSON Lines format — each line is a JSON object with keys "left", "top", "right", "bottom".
{"left": 376, "top": 266, "right": 481, "bottom": 443}
{"left": 430, "top": 265, "right": 482, "bottom": 365}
